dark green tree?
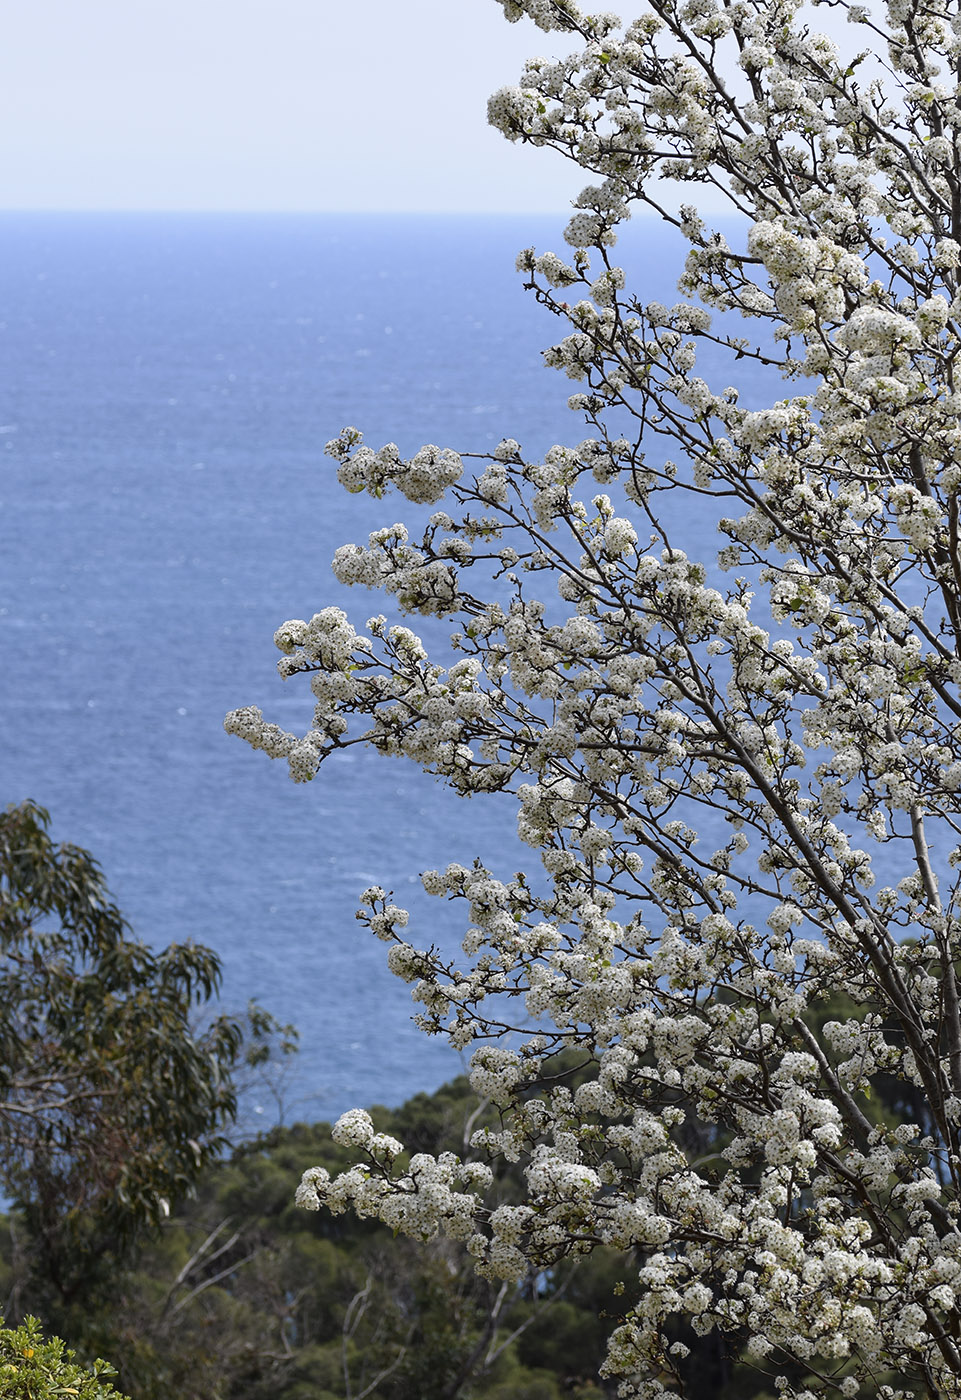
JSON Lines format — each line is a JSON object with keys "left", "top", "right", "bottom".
{"left": 0, "top": 800, "right": 250, "bottom": 1311}
{"left": 62, "top": 1079, "right": 619, "bottom": 1400}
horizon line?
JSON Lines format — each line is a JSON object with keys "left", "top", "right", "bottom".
{"left": 0, "top": 205, "right": 744, "bottom": 221}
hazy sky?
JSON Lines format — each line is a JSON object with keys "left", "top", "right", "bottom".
{"left": 0, "top": 0, "right": 585, "bottom": 212}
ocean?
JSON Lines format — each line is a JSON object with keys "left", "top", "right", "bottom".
{"left": 0, "top": 211, "right": 748, "bottom": 1125}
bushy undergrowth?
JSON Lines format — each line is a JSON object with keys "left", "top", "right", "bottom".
{"left": 0, "top": 1317, "right": 129, "bottom": 1399}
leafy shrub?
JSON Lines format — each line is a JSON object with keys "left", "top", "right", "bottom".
{"left": 0, "top": 1317, "right": 129, "bottom": 1399}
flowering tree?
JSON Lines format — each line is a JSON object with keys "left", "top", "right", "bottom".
{"left": 227, "top": 0, "right": 961, "bottom": 1395}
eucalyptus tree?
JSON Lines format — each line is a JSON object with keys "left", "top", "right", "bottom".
{"left": 228, "top": 0, "right": 961, "bottom": 1395}
{"left": 0, "top": 800, "right": 245, "bottom": 1307}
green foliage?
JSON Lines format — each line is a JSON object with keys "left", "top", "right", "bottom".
{"left": 0, "top": 1041, "right": 911, "bottom": 1399}
{"left": 0, "top": 1317, "right": 129, "bottom": 1399}
{"left": 0, "top": 800, "right": 285, "bottom": 1311}
{"left": 3, "top": 1073, "right": 631, "bottom": 1400}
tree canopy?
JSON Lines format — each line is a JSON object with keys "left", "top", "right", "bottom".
{"left": 228, "top": 0, "right": 961, "bottom": 1396}
{"left": 29, "top": 1070, "right": 619, "bottom": 1400}
{"left": 0, "top": 800, "right": 248, "bottom": 1306}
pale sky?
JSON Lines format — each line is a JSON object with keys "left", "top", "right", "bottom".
{"left": 0, "top": 0, "right": 867, "bottom": 215}
{"left": 0, "top": 0, "right": 587, "bottom": 212}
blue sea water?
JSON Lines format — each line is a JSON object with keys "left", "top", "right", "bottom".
{"left": 0, "top": 211, "right": 744, "bottom": 1125}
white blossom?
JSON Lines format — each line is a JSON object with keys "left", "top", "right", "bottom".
{"left": 231, "top": 2, "right": 961, "bottom": 1394}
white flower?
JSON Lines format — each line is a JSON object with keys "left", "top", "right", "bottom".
{"left": 238, "top": 7, "right": 961, "bottom": 1389}
{"left": 331, "top": 1109, "right": 376, "bottom": 1150}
